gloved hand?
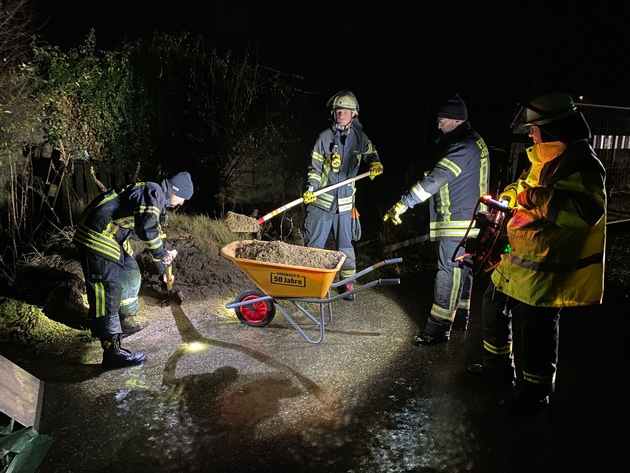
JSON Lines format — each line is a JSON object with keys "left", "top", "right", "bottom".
{"left": 162, "top": 249, "right": 178, "bottom": 264}
{"left": 369, "top": 161, "right": 384, "bottom": 180}
{"left": 498, "top": 192, "right": 514, "bottom": 207}
{"left": 303, "top": 188, "right": 316, "bottom": 204}
{"left": 383, "top": 201, "right": 408, "bottom": 225}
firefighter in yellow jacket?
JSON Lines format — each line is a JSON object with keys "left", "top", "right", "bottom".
{"left": 468, "top": 93, "right": 606, "bottom": 411}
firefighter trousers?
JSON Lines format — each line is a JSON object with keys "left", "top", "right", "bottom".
{"left": 303, "top": 205, "right": 355, "bottom": 279}
{"left": 480, "top": 280, "right": 561, "bottom": 398}
{"left": 423, "top": 238, "right": 472, "bottom": 337}
{"left": 78, "top": 249, "right": 140, "bottom": 339}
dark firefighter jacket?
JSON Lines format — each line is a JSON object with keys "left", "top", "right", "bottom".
{"left": 399, "top": 121, "right": 490, "bottom": 239}
{"left": 73, "top": 182, "right": 169, "bottom": 264}
{"left": 492, "top": 139, "right": 606, "bottom": 307}
{"left": 306, "top": 119, "right": 381, "bottom": 214}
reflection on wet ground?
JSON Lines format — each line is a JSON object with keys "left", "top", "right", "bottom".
{"left": 34, "top": 270, "right": 629, "bottom": 473}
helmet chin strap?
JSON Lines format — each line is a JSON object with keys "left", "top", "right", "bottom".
{"left": 333, "top": 116, "right": 353, "bottom": 131}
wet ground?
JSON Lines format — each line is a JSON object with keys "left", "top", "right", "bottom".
{"left": 20, "top": 239, "right": 629, "bottom": 473}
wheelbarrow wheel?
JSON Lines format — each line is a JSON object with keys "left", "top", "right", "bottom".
{"left": 234, "top": 289, "right": 276, "bottom": 327}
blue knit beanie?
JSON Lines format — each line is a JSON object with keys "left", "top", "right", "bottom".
{"left": 167, "top": 172, "right": 194, "bottom": 199}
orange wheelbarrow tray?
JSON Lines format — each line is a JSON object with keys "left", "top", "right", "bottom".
{"left": 221, "top": 240, "right": 402, "bottom": 344}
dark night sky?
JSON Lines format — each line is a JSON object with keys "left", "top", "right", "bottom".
{"left": 30, "top": 1, "right": 629, "bottom": 104}
{"left": 28, "top": 0, "right": 630, "bottom": 185}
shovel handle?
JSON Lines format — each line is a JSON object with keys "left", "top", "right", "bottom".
{"left": 165, "top": 265, "right": 173, "bottom": 293}
{"left": 257, "top": 171, "right": 371, "bottom": 224}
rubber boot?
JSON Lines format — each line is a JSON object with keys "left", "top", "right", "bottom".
{"left": 412, "top": 315, "right": 451, "bottom": 347}
{"left": 101, "top": 334, "right": 147, "bottom": 370}
{"left": 120, "top": 315, "right": 148, "bottom": 338}
{"left": 467, "top": 353, "right": 516, "bottom": 384}
{"left": 340, "top": 283, "right": 355, "bottom": 301}
{"left": 452, "top": 308, "right": 469, "bottom": 331}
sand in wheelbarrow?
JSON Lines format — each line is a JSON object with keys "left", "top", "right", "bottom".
{"left": 224, "top": 211, "right": 262, "bottom": 233}
{"left": 235, "top": 240, "right": 344, "bottom": 269}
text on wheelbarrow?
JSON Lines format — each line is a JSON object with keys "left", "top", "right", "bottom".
{"left": 270, "top": 272, "right": 306, "bottom": 288}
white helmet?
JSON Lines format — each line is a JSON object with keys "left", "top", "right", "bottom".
{"left": 326, "top": 90, "right": 359, "bottom": 117}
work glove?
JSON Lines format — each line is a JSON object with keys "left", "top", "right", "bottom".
{"left": 303, "top": 187, "right": 316, "bottom": 204}
{"left": 369, "top": 161, "right": 384, "bottom": 180}
{"left": 162, "top": 249, "right": 178, "bottom": 264}
{"left": 383, "top": 201, "right": 408, "bottom": 225}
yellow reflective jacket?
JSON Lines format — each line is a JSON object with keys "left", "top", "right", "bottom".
{"left": 491, "top": 140, "right": 606, "bottom": 307}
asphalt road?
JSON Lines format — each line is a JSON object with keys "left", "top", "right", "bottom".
{"left": 26, "top": 256, "right": 629, "bottom": 473}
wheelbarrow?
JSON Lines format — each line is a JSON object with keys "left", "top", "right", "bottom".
{"left": 220, "top": 240, "right": 402, "bottom": 344}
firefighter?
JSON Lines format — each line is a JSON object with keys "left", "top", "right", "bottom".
{"left": 384, "top": 94, "right": 490, "bottom": 345}
{"left": 468, "top": 92, "right": 606, "bottom": 411}
{"left": 302, "top": 90, "right": 383, "bottom": 301}
{"left": 73, "top": 172, "right": 194, "bottom": 369}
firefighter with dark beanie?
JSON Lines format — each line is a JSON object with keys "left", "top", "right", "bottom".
{"left": 384, "top": 93, "right": 490, "bottom": 345}
{"left": 73, "top": 172, "right": 194, "bottom": 369}
{"left": 468, "top": 93, "right": 606, "bottom": 411}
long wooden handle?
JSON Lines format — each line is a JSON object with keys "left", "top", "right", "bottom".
{"left": 257, "top": 171, "right": 371, "bottom": 224}
{"left": 166, "top": 265, "right": 173, "bottom": 293}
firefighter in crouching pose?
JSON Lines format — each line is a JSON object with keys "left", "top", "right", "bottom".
{"left": 302, "top": 90, "right": 383, "bottom": 301}
{"left": 468, "top": 92, "right": 606, "bottom": 411}
{"left": 73, "top": 172, "right": 194, "bottom": 369}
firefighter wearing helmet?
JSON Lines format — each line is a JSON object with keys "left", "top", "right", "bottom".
{"left": 468, "top": 92, "right": 606, "bottom": 411}
{"left": 302, "top": 90, "right": 383, "bottom": 300}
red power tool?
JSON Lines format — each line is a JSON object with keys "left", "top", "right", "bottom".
{"left": 452, "top": 195, "right": 514, "bottom": 275}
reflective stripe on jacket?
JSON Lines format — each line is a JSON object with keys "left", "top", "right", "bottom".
{"left": 73, "top": 182, "right": 169, "bottom": 264}
{"left": 492, "top": 140, "right": 606, "bottom": 307}
{"left": 400, "top": 121, "right": 490, "bottom": 239}
{"left": 306, "top": 119, "right": 380, "bottom": 214}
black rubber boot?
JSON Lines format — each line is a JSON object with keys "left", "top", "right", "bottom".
{"left": 499, "top": 384, "right": 550, "bottom": 412}
{"left": 120, "top": 315, "right": 148, "bottom": 338}
{"left": 467, "top": 354, "right": 516, "bottom": 384}
{"left": 412, "top": 315, "right": 451, "bottom": 347}
{"left": 101, "top": 334, "right": 147, "bottom": 370}
{"left": 452, "top": 308, "right": 469, "bottom": 331}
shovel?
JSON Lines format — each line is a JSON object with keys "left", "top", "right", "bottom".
{"left": 258, "top": 171, "right": 371, "bottom": 224}
{"left": 224, "top": 171, "right": 371, "bottom": 233}
{"left": 160, "top": 264, "right": 184, "bottom": 306}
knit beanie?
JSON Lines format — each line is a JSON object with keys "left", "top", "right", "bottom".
{"left": 167, "top": 172, "right": 194, "bottom": 200}
{"left": 437, "top": 94, "right": 468, "bottom": 120}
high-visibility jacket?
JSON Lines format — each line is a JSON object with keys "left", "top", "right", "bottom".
{"left": 306, "top": 119, "right": 381, "bottom": 214}
{"left": 492, "top": 139, "right": 606, "bottom": 307}
{"left": 399, "top": 121, "right": 490, "bottom": 239}
{"left": 73, "top": 182, "right": 169, "bottom": 264}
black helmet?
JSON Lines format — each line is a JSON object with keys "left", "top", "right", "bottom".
{"left": 525, "top": 92, "right": 577, "bottom": 126}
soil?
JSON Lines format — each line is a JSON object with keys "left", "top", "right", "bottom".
{"left": 232, "top": 240, "right": 344, "bottom": 269}
{"left": 223, "top": 211, "right": 262, "bottom": 233}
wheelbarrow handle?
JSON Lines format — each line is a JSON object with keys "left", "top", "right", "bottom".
{"left": 378, "top": 278, "right": 401, "bottom": 285}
